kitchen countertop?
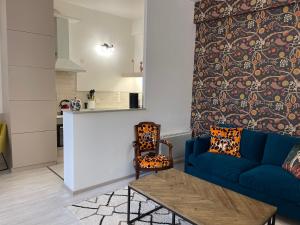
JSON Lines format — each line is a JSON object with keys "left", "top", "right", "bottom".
{"left": 63, "top": 108, "right": 146, "bottom": 115}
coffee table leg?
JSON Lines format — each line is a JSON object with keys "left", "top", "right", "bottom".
{"left": 268, "top": 214, "right": 276, "bottom": 225}
{"left": 127, "top": 187, "right": 131, "bottom": 224}
{"left": 172, "top": 212, "right": 175, "bottom": 225}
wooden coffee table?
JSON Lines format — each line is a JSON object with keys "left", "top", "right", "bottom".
{"left": 127, "top": 169, "right": 277, "bottom": 225}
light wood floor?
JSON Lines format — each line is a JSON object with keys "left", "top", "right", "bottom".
{"left": 0, "top": 163, "right": 299, "bottom": 225}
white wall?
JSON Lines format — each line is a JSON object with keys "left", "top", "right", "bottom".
{"left": 0, "top": 46, "right": 3, "bottom": 114}
{"left": 0, "top": 0, "right": 4, "bottom": 114}
{"left": 0, "top": 0, "right": 9, "bottom": 119}
{"left": 132, "top": 18, "right": 144, "bottom": 72}
{"left": 54, "top": 0, "right": 143, "bottom": 93}
{"left": 64, "top": 0, "right": 195, "bottom": 191}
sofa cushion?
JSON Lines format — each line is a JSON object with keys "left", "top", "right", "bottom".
{"left": 262, "top": 133, "right": 300, "bottom": 166}
{"left": 188, "top": 152, "right": 258, "bottom": 183}
{"left": 240, "top": 129, "right": 267, "bottom": 162}
{"left": 282, "top": 144, "right": 300, "bottom": 179}
{"left": 240, "top": 165, "right": 300, "bottom": 204}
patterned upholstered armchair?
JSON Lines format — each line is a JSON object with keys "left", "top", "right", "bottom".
{"left": 133, "top": 122, "right": 173, "bottom": 179}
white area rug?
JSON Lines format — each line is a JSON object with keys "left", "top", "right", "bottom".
{"left": 67, "top": 187, "right": 297, "bottom": 225}
{"left": 68, "top": 187, "right": 192, "bottom": 225}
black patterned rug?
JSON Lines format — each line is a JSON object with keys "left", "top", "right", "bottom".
{"left": 68, "top": 187, "right": 192, "bottom": 225}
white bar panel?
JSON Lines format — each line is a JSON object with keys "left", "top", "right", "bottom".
{"left": 10, "top": 100, "right": 57, "bottom": 134}
{"left": 6, "top": 0, "right": 54, "bottom": 36}
{"left": 7, "top": 30, "right": 55, "bottom": 68}
{"left": 11, "top": 131, "right": 57, "bottom": 168}
{"left": 8, "top": 66, "right": 56, "bottom": 101}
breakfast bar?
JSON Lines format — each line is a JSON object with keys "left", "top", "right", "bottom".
{"left": 63, "top": 107, "right": 191, "bottom": 192}
{"left": 63, "top": 108, "right": 146, "bottom": 192}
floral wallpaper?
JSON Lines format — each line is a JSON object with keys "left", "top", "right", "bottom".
{"left": 191, "top": 1, "right": 300, "bottom": 136}
{"left": 194, "top": 0, "right": 297, "bottom": 23}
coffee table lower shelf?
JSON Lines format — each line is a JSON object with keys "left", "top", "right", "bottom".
{"left": 127, "top": 186, "right": 276, "bottom": 225}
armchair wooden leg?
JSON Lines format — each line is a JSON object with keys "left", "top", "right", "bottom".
{"left": 135, "top": 169, "right": 140, "bottom": 180}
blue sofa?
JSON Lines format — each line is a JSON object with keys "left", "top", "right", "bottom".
{"left": 184, "top": 129, "right": 300, "bottom": 221}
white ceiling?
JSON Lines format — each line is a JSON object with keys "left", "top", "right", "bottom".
{"left": 58, "top": 0, "right": 144, "bottom": 19}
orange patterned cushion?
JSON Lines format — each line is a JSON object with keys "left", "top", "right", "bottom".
{"left": 208, "top": 126, "right": 243, "bottom": 158}
{"left": 137, "top": 154, "right": 170, "bottom": 169}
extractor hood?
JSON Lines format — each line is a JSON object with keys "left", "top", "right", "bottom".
{"left": 55, "top": 17, "right": 86, "bottom": 73}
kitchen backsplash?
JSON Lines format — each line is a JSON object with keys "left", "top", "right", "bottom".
{"left": 56, "top": 72, "right": 77, "bottom": 109}
{"left": 56, "top": 72, "right": 142, "bottom": 112}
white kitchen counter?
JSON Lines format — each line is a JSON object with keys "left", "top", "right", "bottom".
{"left": 64, "top": 108, "right": 145, "bottom": 114}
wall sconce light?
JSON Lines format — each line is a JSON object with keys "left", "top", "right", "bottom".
{"left": 95, "top": 43, "right": 114, "bottom": 57}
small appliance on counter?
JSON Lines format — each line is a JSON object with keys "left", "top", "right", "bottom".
{"left": 129, "top": 93, "right": 139, "bottom": 109}
{"left": 70, "top": 97, "right": 81, "bottom": 111}
{"left": 59, "top": 99, "right": 70, "bottom": 115}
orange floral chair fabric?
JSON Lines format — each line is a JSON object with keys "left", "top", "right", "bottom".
{"left": 137, "top": 154, "right": 170, "bottom": 169}
{"left": 209, "top": 126, "right": 243, "bottom": 158}
{"left": 133, "top": 122, "right": 173, "bottom": 179}
{"left": 136, "top": 123, "right": 159, "bottom": 151}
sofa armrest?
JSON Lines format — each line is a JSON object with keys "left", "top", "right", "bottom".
{"left": 185, "top": 139, "right": 195, "bottom": 161}
{"left": 185, "top": 139, "right": 195, "bottom": 171}
{"left": 193, "top": 136, "right": 210, "bottom": 156}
